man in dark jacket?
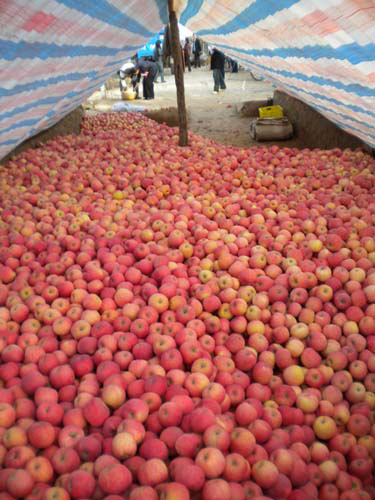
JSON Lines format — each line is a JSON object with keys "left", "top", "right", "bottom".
{"left": 192, "top": 35, "right": 202, "bottom": 68}
{"left": 134, "top": 60, "right": 158, "bottom": 99}
{"left": 153, "top": 40, "right": 165, "bottom": 83}
{"left": 183, "top": 38, "right": 192, "bottom": 72}
{"left": 210, "top": 48, "right": 226, "bottom": 94}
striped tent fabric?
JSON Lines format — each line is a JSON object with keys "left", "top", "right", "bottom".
{"left": 0, "top": 0, "right": 168, "bottom": 159}
{"left": 0, "top": 0, "right": 374, "bottom": 159}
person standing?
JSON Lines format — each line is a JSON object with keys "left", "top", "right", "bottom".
{"left": 210, "top": 48, "right": 226, "bottom": 94}
{"left": 135, "top": 59, "right": 158, "bottom": 99}
{"left": 153, "top": 40, "right": 165, "bottom": 83}
{"left": 230, "top": 58, "right": 239, "bottom": 73}
{"left": 162, "top": 24, "right": 172, "bottom": 72}
{"left": 180, "top": 41, "right": 186, "bottom": 72}
{"left": 183, "top": 38, "right": 192, "bottom": 72}
{"left": 192, "top": 35, "right": 202, "bottom": 68}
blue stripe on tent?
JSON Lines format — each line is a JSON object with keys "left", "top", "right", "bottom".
{"left": 154, "top": 0, "right": 169, "bottom": 24}
{"left": 105, "top": 58, "right": 133, "bottom": 67}
{"left": 0, "top": 70, "right": 115, "bottom": 97}
{"left": 0, "top": 39, "right": 140, "bottom": 61}
{"left": 0, "top": 119, "right": 40, "bottom": 136}
{"left": 269, "top": 66, "right": 374, "bottom": 98}
{"left": 180, "top": 0, "right": 205, "bottom": 26}
{"left": 0, "top": 98, "right": 60, "bottom": 120}
{"left": 197, "top": 0, "right": 300, "bottom": 36}
{"left": 214, "top": 44, "right": 375, "bottom": 97}
{"left": 232, "top": 43, "right": 375, "bottom": 66}
{"left": 0, "top": 78, "right": 114, "bottom": 134}
{"left": 57, "top": 0, "right": 154, "bottom": 37}
{"left": 0, "top": 80, "right": 110, "bottom": 121}
{"left": 0, "top": 65, "right": 116, "bottom": 118}
{"left": 0, "top": 97, "right": 73, "bottom": 123}
{"left": 2, "top": 138, "right": 20, "bottom": 146}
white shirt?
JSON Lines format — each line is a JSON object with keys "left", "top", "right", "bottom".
{"left": 120, "top": 62, "right": 135, "bottom": 72}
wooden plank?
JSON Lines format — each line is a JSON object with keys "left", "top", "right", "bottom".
{"left": 168, "top": 0, "right": 188, "bottom": 147}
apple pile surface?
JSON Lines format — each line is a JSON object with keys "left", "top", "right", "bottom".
{"left": 0, "top": 111, "right": 374, "bottom": 500}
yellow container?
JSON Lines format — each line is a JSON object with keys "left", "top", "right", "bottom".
{"left": 258, "top": 105, "right": 284, "bottom": 118}
{"left": 122, "top": 90, "right": 136, "bottom": 101}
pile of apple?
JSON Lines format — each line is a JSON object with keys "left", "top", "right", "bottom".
{"left": 0, "top": 111, "right": 374, "bottom": 500}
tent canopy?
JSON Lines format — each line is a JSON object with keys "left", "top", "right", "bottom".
{"left": 0, "top": 0, "right": 374, "bottom": 159}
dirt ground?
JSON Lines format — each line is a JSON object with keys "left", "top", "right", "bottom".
{"left": 84, "top": 67, "right": 306, "bottom": 149}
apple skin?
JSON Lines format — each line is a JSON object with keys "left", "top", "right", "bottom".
{"left": 203, "top": 424, "right": 230, "bottom": 452}
{"left": 313, "top": 416, "right": 338, "bottom": 440}
{"left": 27, "top": 421, "right": 55, "bottom": 449}
{"left": 66, "top": 469, "right": 96, "bottom": 499}
{"left": 129, "top": 486, "right": 158, "bottom": 500}
{"left": 75, "top": 435, "right": 102, "bottom": 462}
{"left": 57, "top": 425, "right": 85, "bottom": 448}
{"left": 138, "top": 437, "right": 168, "bottom": 461}
{"left": 174, "top": 462, "right": 205, "bottom": 491}
{"left": 195, "top": 447, "right": 226, "bottom": 478}
{"left": 121, "top": 398, "right": 149, "bottom": 423}
{"left": 0, "top": 403, "right": 16, "bottom": 428}
{"left": 202, "top": 478, "right": 231, "bottom": 500}
{"left": 6, "top": 468, "right": 35, "bottom": 498}
{"left": 137, "top": 458, "right": 168, "bottom": 486}
{"left": 175, "top": 432, "right": 202, "bottom": 458}
{"left": 266, "top": 473, "right": 292, "bottom": 499}
{"left": 251, "top": 459, "right": 279, "bottom": 489}
{"left": 4, "top": 445, "right": 35, "bottom": 468}
{"left": 189, "top": 407, "right": 216, "bottom": 433}
{"left": 51, "top": 447, "right": 81, "bottom": 475}
{"left": 230, "top": 427, "right": 256, "bottom": 456}
{"left": 111, "top": 432, "right": 137, "bottom": 459}
{"left": 98, "top": 463, "right": 132, "bottom": 494}
{"left": 223, "top": 452, "right": 250, "bottom": 481}
{"left": 21, "top": 370, "right": 48, "bottom": 396}
{"left": 26, "top": 455, "right": 54, "bottom": 483}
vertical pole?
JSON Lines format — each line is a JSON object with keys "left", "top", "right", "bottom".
{"left": 168, "top": 0, "right": 188, "bottom": 146}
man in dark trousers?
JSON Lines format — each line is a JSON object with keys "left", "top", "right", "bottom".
{"left": 135, "top": 59, "right": 158, "bottom": 99}
{"left": 210, "top": 48, "right": 226, "bottom": 94}
{"left": 183, "top": 38, "right": 192, "bottom": 72}
{"left": 192, "top": 35, "right": 202, "bottom": 68}
{"left": 153, "top": 40, "right": 165, "bottom": 83}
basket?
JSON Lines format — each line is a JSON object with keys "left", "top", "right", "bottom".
{"left": 122, "top": 90, "right": 136, "bottom": 101}
{"left": 258, "top": 105, "right": 284, "bottom": 119}
{"left": 250, "top": 117, "right": 293, "bottom": 141}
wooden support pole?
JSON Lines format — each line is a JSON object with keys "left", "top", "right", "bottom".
{"left": 168, "top": 0, "right": 188, "bottom": 146}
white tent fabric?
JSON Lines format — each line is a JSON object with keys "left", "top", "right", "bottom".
{"left": 0, "top": 0, "right": 374, "bottom": 159}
